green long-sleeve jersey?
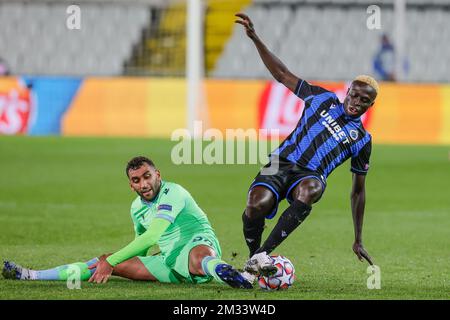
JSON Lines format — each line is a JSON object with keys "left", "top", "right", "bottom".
{"left": 107, "top": 181, "right": 216, "bottom": 266}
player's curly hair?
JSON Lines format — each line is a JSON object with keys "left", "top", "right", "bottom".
{"left": 126, "top": 156, "right": 156, "bottom": 177}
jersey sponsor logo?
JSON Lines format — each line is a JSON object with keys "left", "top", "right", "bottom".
{"left": 0, "top": 80, "right": 35, "bottom": 135}
{"left": 350, "top": 129, "right": 359, "bottom": 140}
{"left": 258, "top": 81, "right": 373, "bottom": 139}
{"left": 320, "top": 109, "right": 350, "bottom": 145}
{"left": 158, "top": 204, "right": 172, "bottom": 211}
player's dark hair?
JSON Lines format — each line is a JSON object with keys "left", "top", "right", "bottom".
{"left": 126, "top": 156, "right": 156, "bottom": 177}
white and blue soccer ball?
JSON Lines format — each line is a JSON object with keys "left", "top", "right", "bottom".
{"left": 257, "top": 255, "right": 296, "bottom": 290}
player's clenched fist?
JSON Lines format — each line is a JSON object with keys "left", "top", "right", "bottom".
{"left": 235, "top": 13, "right": 257, "bottom": 39}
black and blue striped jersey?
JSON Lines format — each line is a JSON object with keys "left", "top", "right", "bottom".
{"left": 272, "top": 79, "right": 372, "bottom": 179}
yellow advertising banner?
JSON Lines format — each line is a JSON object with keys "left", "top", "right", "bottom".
{"left": 440, "top": 85, "right": 450, "bottom": 145}
{"left": 62, "top": 78, "right": 186, "bottom": 137}
{"left": 370, "top": 83, "right": 442, "bottom": 144}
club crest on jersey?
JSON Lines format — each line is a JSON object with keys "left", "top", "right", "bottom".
{"left": 350, "top": 130, "right": 359, "bottom": 141}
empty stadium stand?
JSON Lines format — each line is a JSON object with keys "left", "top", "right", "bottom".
{"left": 214, "top": 0, "right": 450, "bottom": 82}
{"left": 0, "top": 1, "right": 150, "bottom": 76}
{"left": 0, "top": 0, "right": 448, "bottom": 82}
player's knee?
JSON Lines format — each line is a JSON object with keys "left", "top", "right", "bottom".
{"left": 309, "top": 186, "right": 322, "bottom": 200}
{"left": 189, "top": 245, "right": 216, "bottom": 275}
{"left": 245, "top": 188, "right": 275, "bottom": 220}
{"left": 294, "top": 180, "right": 322, "bottom": 204}
{"left": 245, "top": 201, "right": 270, "bottom": 220}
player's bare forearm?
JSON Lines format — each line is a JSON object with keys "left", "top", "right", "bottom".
{"left": 351, "top": 173, "right": 366, "bottom": 242}
{"left": 351, "top": 189, "right": 366, "bottom": 243}
{"left": 252, "top": 37, "right": 298, "bottom": 90}
{"left": 235, "top": 13, "right": 298, "bottom": 91}
{"left": 350, "top": 174, "right": 373, "bottom": 265}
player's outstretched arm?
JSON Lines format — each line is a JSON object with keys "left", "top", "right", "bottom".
{"left": 235, "top": 13, "right": 299, "bottom": 92}
{"left": 88, "top": 218, "right": 171, "bottom": 284}
{"left": 351, "top": 173, "right": 373, "bottom": 265}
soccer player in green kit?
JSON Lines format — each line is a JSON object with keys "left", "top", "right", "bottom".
{"left": 3, "top": 156, "right": 253, "bottom": 289}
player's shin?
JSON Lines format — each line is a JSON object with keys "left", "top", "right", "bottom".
{"left": 242, "top": 211, "right": 265, "bottom": 257}
{"left": 33, "top": 257, "right": 99, "bottom": 280}
{"left": 256, "top": 200, "right": 311, "bottom": 254}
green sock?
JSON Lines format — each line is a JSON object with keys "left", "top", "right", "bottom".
{"left": 201, "top": 256, "right": 228, "bottom": 284}
{"left": 34, "top": 257, "right": 98, "bottom": 280}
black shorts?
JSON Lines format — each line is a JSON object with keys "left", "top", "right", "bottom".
{"left": 249, "top": 157, "right": 327, "bottom": 219}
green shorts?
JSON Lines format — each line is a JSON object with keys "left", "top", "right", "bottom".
{"left": 138, "top": 232, "right": 222, "bottom": 284}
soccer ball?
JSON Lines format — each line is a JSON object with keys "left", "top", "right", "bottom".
{"left": 257, "top": 255, "right": 295, "bottom": 291}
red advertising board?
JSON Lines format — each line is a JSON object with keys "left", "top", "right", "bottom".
{"left": 0, "top": 80, "right": 35, "bottom": 135}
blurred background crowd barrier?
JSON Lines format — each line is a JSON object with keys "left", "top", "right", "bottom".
{"left": 1, "top": 0, "right": 449, "bottom": 144}
{"left": 1, "top": 77, "right": 450, "bottom": 145}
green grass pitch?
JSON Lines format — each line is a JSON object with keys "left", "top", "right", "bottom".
{"left": 0, "top": 136, "right": 449, "bottom": 299}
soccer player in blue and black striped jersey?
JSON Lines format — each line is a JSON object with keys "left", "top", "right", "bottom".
{"left": 235, "top": 13, "right": 377, "bottom": 277}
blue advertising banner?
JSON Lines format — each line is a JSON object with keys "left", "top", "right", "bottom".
{"left": 0, "top": 77, "right": 81, "bottom": 135}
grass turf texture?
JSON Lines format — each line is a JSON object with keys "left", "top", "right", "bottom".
{"left": 0, "top": 136, "right": 449, "bottom": 300}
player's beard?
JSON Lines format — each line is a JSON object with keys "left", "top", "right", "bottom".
{"left": 139, "top": 180, "right": 161, "bottom": 201}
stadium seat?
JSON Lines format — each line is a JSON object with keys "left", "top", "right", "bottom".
{"left": 213, "top": 1, "right": 450, "bottom": 83}
{"left": 0, "top": 2, "right": 150, "bottom": 76}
